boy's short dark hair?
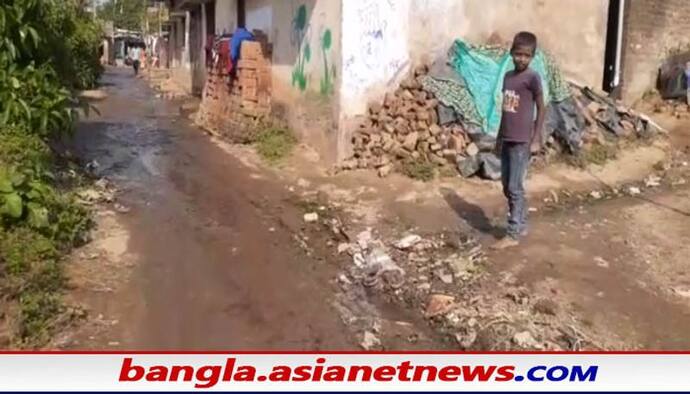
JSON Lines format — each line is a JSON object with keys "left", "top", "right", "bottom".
{"left": 511, "top": 31, "right": 538, "bottom": 53}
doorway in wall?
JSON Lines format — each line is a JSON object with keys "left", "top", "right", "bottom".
{"left": 237, "top": 0, "right": 246, "bottom": 28}
{"left": 603, "top": 0, "right": 624, "bottom": 96}
{"left": 206, "top": 2, "right": 216, "bottom": 36}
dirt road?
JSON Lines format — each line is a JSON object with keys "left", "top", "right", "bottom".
{"left": 63, "top": 67, "right": 353, "bottom": 349}
{"left": 58, "top": 67, "right": 690, "bottom": 351}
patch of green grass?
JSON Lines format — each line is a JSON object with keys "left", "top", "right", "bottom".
{"left": 565, "top": 143, "right": 619, "bottom": 169}
{"left": 438, "top": 166, "right": 458, "bottom": 179}
{"left": 401, "top": 159, "right": 436, "bottom": 182}
{"left": 254, "top": 127, "right": 297, "bottom": 164}
{"left": 584, "top": 143, "right": 619, "bottom": 166}
{"left": 0, "top": 227, "right": 64, "bottom": 346}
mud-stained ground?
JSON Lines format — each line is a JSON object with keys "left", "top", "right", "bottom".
{"left": 55, "top": 67, "right": 690, "bottom": 351}
{"left": 58, "top": 68, "right": 355, "bottom": 349}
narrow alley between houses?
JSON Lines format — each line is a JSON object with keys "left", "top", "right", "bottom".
{"left": 59, "top": 67, "right": 355, "bottom": 349}
{"left": 4, "top": 0, "right": 690, "bottom": 354}
{"left": 53, "top": 66, "right": 690, "bottom": 351}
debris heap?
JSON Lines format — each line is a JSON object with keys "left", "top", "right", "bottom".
{"left": 340, "top": 66, "right": 473, "bottom": 177}
{"left": 340, "top": 53, "right": 661, "bottom": 180}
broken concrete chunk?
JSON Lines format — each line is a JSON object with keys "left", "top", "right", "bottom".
{"left": 366, "top": 247, "right": 394, "bottom": 268}
{"left": 424, "top": 294, "right": 455, "bottom": 317}
{"left": 337, "top": 243, "right": 351, "bottom": 254}
{"left": 378, "top": 164, "right": 392, "bottom": 178}
{"left": 513, "top": 331, "right": 541, "bottom": 349}
{"left": 360, "top": 331, "right": 382, "bottom": 350}
{"left": 303, "top": 212, "right": 319, "bottom": 223}
{"left": 465, "top": 142, "right": 479, "bottom": 157}
{"left": 435, "top": 269, "right": 454, "bottom": 284}
{"left": 457, "top": 155, "right": 480, "bottom": 178}
{"left": 402, "top": 132, "right": 419, "bottom": 151}
{"left": 395, "top": 234, "right": 422, "bottom": 250}
{"left": 356, "top": 229, "right": 373, "bottom": 249}
{"left": 644, "top": 175, "right": 661, "bottom": 187}
{"left": 627, "top": 186, "right": 641, "bottom": 196}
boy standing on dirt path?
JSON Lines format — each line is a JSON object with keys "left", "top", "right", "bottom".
{"left": 491, "top": 31, "right": 546, "bottom": 250}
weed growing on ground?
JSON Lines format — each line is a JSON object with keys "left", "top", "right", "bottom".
{"left": 564, "top": 143, "right": 619, "bottom": 169}
{"left": 254, "top": 127, "right": 297, "bottom": 164}
{"left": 0, "top": 129, "right": 91, "bottom": 347}
{"left": 401, "top": 159, "right": 436, "bottom": 182}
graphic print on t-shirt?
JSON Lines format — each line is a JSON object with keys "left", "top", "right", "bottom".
{"left": 503, "top": 90, "right": 520, "bottom": 113}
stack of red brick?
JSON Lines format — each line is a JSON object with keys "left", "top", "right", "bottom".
{"left": 234, "top": 40, "right": 272, "bottom": 117}
{"left": 196, "top": 34, "right": 272, "bottom": 142}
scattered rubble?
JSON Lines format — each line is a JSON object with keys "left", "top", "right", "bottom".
{"left": 513, "top": 331, "right": 542, "bottom": 349}
{"left": 425, "top": 294, "right": 456, "bottom": 317}
{"left": 394, "top": 234, "right": 422, "bottom": 250}
{"left": 337, "top": 42, "right": 660, "bottom": 182}
{"left": 323, "top": 220, "right": 604, "bottom": 350}
{"left": 645, "top": 175, "right": 661, "bottom": 187}
{"left": 628, "top": 186, "right": 642, "bottom": 196}
{"left": 360, "top": 331, "right": 382, "bottom": 350}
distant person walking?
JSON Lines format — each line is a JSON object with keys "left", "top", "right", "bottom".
{"left": 129, "top": 45, "right": 142, "bottom": 76}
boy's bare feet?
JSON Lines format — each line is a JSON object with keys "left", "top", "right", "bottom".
{"left": 491, "top": 237, "right": 520, "bottom": 250}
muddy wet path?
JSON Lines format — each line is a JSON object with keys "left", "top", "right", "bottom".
{"left": 62, "top": 68, "right": 690, "bottom": 352}
{"left": 67, "top": 68, "right": 353, "bottom": 349}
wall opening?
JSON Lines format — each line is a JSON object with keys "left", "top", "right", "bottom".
{"left": 603, "top": 0, "right": 624, "bottom": 96}
{"left": 237, "top": 0, "right": 246, "bottom": 28}
{"left": 206, "top": 2, "right": 216, "bottom": 36}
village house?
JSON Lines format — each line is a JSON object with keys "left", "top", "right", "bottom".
{"left": 159, "top": 0, "right": 690, "bottom": 163}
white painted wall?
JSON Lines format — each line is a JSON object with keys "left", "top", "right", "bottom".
{"left": 215, "top": 0, "right": 237, "bottom": 35}
{"left": 339, "top": 0, "right": 609, "bottom": 119}
{"left": 340, "top": 0, "right": 411, "bottom": 119}
{"left": 245, "top": 0, "right": 273, "bottom": 40}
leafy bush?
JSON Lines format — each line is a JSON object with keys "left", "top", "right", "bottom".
{"left": 0, "top": 64, "right": 78, "bottom": 137}
{"left": 0, "top": 130, "right": 90, "bottom": 246}
{"left": 0, "top": 0, "right": 103, "bottom": 90}
{"left": 0, "top": 129, "right": 91, "bottom": 346}
{"left": 0, "top": 0, "right": 100, "bottom": 346}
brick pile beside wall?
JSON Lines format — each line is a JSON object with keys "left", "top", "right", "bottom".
{"left": 622, "top": 0, "right": 690, "bottom": 103}
{"left": 196, "top": 39, "right": 272, "bottom": 142}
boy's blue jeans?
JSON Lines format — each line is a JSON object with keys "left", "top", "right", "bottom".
{"left": 500, "top": 141, "right": 530, "bottom": 239}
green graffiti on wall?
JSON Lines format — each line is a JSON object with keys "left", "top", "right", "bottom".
{"left": 319, "top": 29, "right": 335, "bottom": 96}
{"left": 291, "top": 5, "right": 309, "bottom": 91}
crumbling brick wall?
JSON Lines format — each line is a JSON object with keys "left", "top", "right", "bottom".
{"left": 622, "top": 0, "right": 690, "bottom": 102}
{"left": 195, "top": 39, "right": 272, "bottom": 142}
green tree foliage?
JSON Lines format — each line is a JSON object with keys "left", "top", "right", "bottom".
{"left": 0, "top": 0, "right": 98, "bottom": 347}
{"left": 98, "top": 0, "right": 145, "bottom": 32}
